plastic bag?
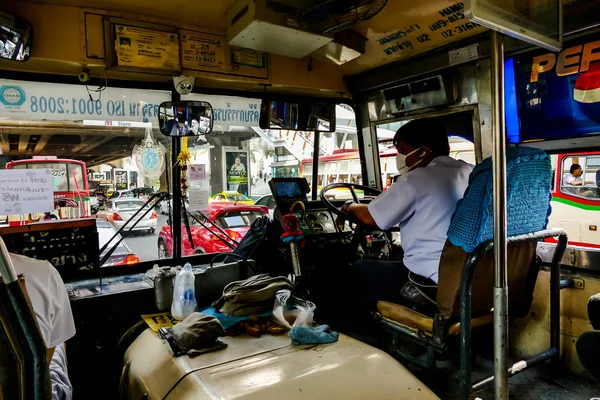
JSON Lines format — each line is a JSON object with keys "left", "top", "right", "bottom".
{"left": 272, "top": 289, "right": 316, "bottom": 330}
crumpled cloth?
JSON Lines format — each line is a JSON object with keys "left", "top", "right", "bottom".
{"left": 50, "top": 343, "right": 72, "bottom": 400}
{"left": 201, "top": 306, "right": 271, "bottom": 330}
{"left": 289, "top": 325, "right": 339, "bottom": 345}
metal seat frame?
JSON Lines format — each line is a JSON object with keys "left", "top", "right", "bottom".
{"left": 376, "top": 228, "right": 568, "bottom": 399}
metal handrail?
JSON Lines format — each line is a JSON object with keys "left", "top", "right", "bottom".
{"left": 0, "top": 237, "right": 51, "bottom": 399}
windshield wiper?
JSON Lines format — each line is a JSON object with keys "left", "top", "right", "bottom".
{"left": 99, "top": 192, "right": 167, "bottom": 266}
{"left": 187, "top": 211, "right": 239, "bottom": 250}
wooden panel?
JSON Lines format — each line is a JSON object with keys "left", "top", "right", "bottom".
{"left": 85, "top": 13, "right": 105, "bottom": 59}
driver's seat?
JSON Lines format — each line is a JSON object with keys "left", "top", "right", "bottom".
{"left": 374, "top": 147, "right": 568, "bottom": 398}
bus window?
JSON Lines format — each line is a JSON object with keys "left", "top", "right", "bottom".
{"left": 559, "top": 155, "right": 600, "bottom": 200}
{"left": 350, "top": 159, "right": 362, "bottom": 185}
{"left": 375, "top": 121, "right": 474, "bottom": 190}
{"left": 303, "top": 163, "right": 313, "bottom": 187}
{"left": 327, "top": 161, "right": 338, "bottom": 184}
{"left": 338, "top": 160, "right": 349, "bottom": 183}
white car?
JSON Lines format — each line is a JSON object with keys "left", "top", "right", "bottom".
{"left": 96, "top": 219, "right": 140, "bottom": 267}
{"left": 96, "top": 198, "right": 157, "bottom": 235}
{"left": 158, "top": 195, "right": 189, "bottom": 215}
{"left": 254, "top": 194, "right": 275, "bottom": 219}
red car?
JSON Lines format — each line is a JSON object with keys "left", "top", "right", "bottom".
{"left": 157, "top": 202, "right": 268, "bottom": 258}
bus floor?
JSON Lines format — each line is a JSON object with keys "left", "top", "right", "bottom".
{"left": 345, "top": 331, "right": 599, "bottom": 400}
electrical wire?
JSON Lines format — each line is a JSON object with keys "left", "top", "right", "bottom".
{"left": 86, "top": 73, "right": 108, "bottom": 102}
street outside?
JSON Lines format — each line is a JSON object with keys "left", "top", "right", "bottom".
{"left": 118, "top": 214, "right": 167, "bottom": 262}
{"left": 116, "top": 180, "right": 272, "bottom": 263}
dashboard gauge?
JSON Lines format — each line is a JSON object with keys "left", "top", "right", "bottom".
{"left": 306, "top": 213, "right": 317, "bottom": 222}
{"left": 317, "top": 213, "right": 329, "bottom": 221}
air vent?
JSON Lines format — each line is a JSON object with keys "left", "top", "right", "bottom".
{"left": 227, "top": 0, "right": 333, "bottom": 59}
{"left": 382, "top": 75, "right": 449, "bottom": 114}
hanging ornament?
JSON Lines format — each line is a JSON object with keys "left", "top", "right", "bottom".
{"left": 133, "top": 126, "right": 166, "bottom": 186}
{"left": 177, "top": 137, "right": 192, "bottom": 197}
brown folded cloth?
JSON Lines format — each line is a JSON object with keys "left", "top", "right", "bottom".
{"left": 171, "top": 313, "right": 227, "bottom": 357}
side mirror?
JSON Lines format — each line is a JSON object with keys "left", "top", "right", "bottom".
{"left": 158, "top": 101, "right": 213, "bottom": 137}
{"left": 0, "top": 11, "right": 33, "bottom": 62}
{"left": 259, "top": 99, "right": 336, "bottom": 132}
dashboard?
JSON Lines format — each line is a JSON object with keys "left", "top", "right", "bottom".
{"left": 304, "top": 209, "right": 337, "bottom": 234}
{"left": 269, "top": 177, "right": 353, "bottom": 236}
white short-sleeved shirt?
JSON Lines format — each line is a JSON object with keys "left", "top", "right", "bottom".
{"left": 368, "top": 156, "right": 473, "bottom": 283}
{"left": 9, "top": 253, "right": 76, "bottom": 348}
{"left": 562, "top": 173, "right": 582, "bottom": 186}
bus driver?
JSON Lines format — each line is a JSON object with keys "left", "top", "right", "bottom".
{"left": 337, "top": 119, "right": 473, "bottom": 311}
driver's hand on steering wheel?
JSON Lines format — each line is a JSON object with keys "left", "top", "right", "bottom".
{"left": 336, "top": 201, "right": 354, "bottom": 231}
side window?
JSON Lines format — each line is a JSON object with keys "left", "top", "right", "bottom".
{"left": 560, "top": 155, "right": 600, "bottom": 200}
{"left": 255, "top": 197, "right": 267, "bottom": 206}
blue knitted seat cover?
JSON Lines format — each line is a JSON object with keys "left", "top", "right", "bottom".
{"left": 447, "top": 147, "right": 552, "bottom": 253}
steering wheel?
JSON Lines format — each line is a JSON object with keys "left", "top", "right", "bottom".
{"left": 319, "top": 183, "right": 382, "bottom": 231}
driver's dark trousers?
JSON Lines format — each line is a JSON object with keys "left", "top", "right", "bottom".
{"left": 349, "top": 259, "right": 409, "bottom": 308}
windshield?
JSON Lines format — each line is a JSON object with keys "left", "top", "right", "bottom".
{"left": 227, "top": 193, "right": 250, "bottom": 201}
{"left": 216, "top": 210, "right": 264, "bottom": 228}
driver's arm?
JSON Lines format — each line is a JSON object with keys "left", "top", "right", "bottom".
{"left": 365, "top": 178, "right": 416, "bottom": 230}
{"left": 343, "top": 203, "right": 378, "bottom": 227}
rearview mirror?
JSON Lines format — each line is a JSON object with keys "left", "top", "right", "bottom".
{"left": 158, "top": 101, "right": 213, "bottom": 137}
{"left": 0, "top": 11, "right": 33, "bottom": 61}
{"left": 259, "top": 100, "right": 336, "bottom": 132}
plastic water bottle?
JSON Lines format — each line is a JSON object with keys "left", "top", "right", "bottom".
{"left": 171, "top": 263, "right": 197, "bottom": 319}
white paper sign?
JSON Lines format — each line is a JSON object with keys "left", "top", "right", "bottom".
{"left": 448, "top": 44, "right": 479, "bottom": 66}
{"left": 188, "top": 189, "right": 210, "bottom": 211}
{"left": 0, "top": 169, "right": 54, "bottom": 214}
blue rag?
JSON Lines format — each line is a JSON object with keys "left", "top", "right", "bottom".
{"left": 200, "top": 307, "right": 272, "bottom": 330}
{"left": 289, "top": 325, "right": 339, "bottom": 345}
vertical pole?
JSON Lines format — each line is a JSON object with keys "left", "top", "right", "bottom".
{"left": 312, "top": 131, "right": 320, "bottom": 201}
{"left": 491, "top": 30, "right": 509, "bottom": 400}
{"left": 172, "top": 136, "right": 182, "bottom": 260}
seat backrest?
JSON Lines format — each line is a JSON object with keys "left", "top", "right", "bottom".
{"left": 436, "top": 147, "right": 552, "bottom": 320}
{"left": 436, "top": 240, "right": 538, "bottom": 319}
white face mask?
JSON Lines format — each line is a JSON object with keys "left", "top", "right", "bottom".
{"left": 395, "top": 147, "right": 425, "bottom": 176}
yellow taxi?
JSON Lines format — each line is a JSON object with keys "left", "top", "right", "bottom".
{"left": 210, "top": 191, "right": 255, "bottom": 205}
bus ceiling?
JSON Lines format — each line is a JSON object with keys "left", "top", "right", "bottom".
{"left": 0, "top": 0, "right": 495, "bottom": 94}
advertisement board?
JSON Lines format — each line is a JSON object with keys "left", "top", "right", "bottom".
{"left": 507, "top": 36, "right": 600, "bottom": 143}
{"left": 222, "top": 147, "right": 249, "bottom": 196}
{"left": 114, "top": 170, "right": 128, "bottom": 190}
{"left": 0, "top": 79, "right": 170, "bottom": 123}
